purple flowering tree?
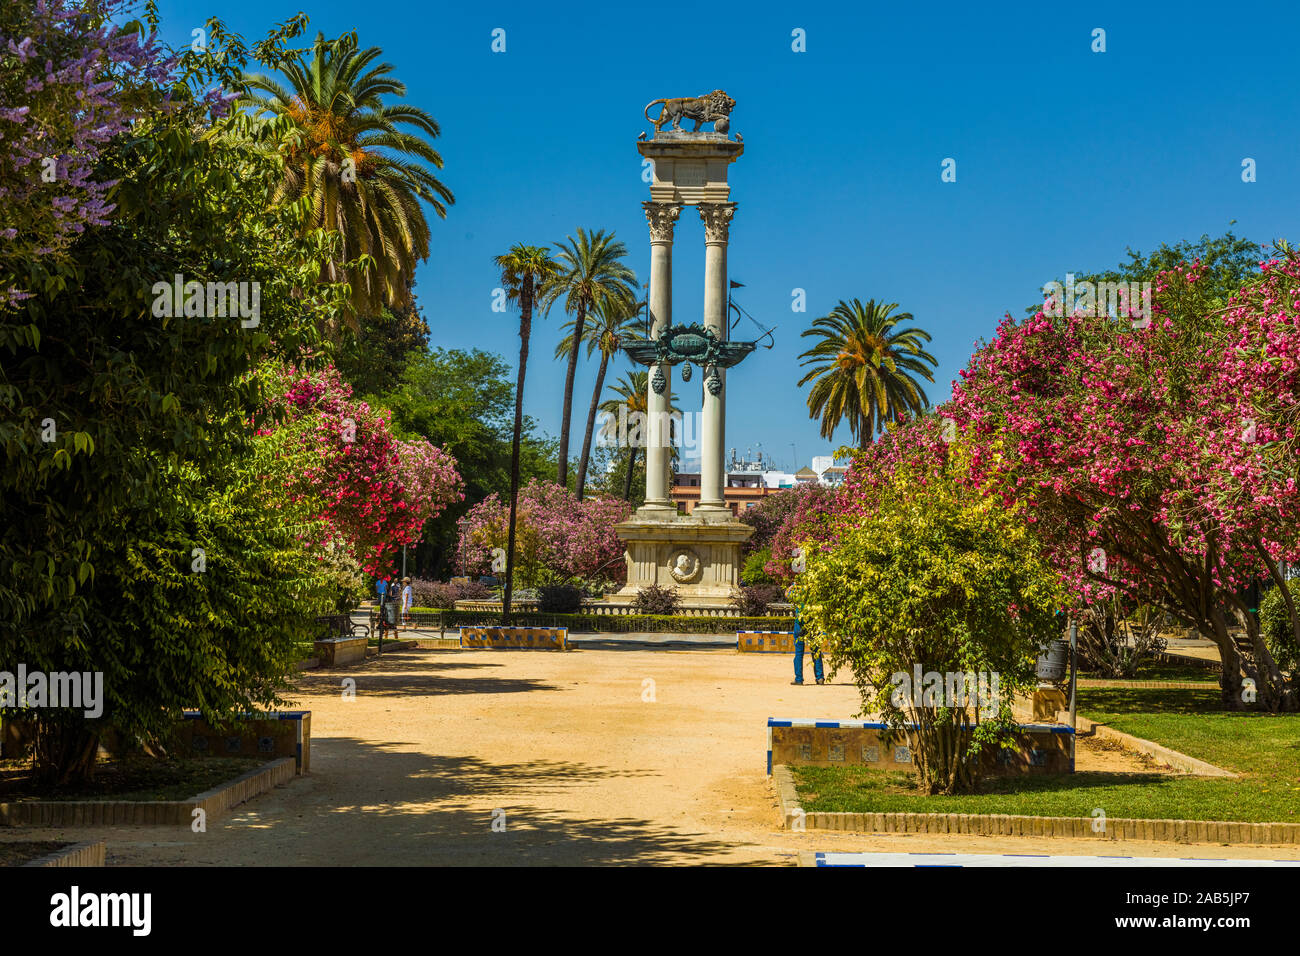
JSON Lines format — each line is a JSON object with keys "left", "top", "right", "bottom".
{"left": 0, "top": 0, "right": 180, "bottom": 313}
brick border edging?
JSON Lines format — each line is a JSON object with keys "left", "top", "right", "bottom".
{"left": 0, "top": 757, "right": 296, "bottom": 828}
{"left": 771, "top": 764, "right": 1300, "bottom": 845}
{"left": 20, "top": 841, "right": 106, "bottom": 867}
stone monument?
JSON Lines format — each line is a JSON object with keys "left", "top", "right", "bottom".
{"left": 608, "top": 91, "right": 756, "bottom": 609}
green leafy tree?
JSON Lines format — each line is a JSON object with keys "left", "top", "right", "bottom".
{"left": 242, "top": 30, "right": 454, "bottom": 317}
{"left": 542, "top": 229, "right": 638, "bottom": 487}
{"left": 796, "top": 462, "right": 1063, "bottom": 795}
{"left": 589, "top": 443, "right": 646, "bottom": 509}
{"left": 797, "top": 299, "right": 937, "bottom": 448}
{"left": 598, "top": 370, "right": 680, "bottom": 502}
{"left": 1257, "top": 580, "right": 1300, "bottom": 694}
{"left": 1, "top": 16, "right": 350, "bottom": 783}
{"left": 1028, "top": 230, "right": 1263, "bottom": 317}
{"left": 333, "top": 293, "right": 431, "bottom": 396}
{"left": 378, "top": 348, "right": 555, "bottom": 576}
{"left": 556, "top": 294, "right": 642, "bottom": 500}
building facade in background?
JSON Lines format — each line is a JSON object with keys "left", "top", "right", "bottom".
{"left": 669, "top": 447, "right": 847, "bottom": 514}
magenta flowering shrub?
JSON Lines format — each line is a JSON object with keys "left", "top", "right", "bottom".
{"left": 1189, "top": 253, "right": 1300, "bottom": 559}
{"left": 456, "top": 479, "right": 630, "bottom": 587}
{"left": 0, "top": 0, "right": 180, "bottom": 312}
{"left": 819, "top": 252, "right": 1300, "bottom": 709}
{"left": 938, "top": 258, "right": 1299, "bottom": 709}
{"left": 764, "top": 483, "right": 839, "bottom": 585}
{"left": 267, "top": 363, "right": 463, "bottom": 575}
{"left": 837, "top": 414, "right": 952, "bottom": 513}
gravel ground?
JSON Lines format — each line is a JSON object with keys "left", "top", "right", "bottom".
{"left": 4, "top": 646, "right": 1293, "bottom": 866}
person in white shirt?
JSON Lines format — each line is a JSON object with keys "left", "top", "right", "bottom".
{"left": 401, "top": 577, "right": 414, "bottom": 624}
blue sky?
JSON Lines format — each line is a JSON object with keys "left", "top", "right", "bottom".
{"left": 151, "top": 0, "right": 1300, "bottom": 472}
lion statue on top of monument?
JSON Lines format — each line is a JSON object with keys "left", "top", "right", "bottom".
{"left": 643, "top": 90, "right": 735, "bottom": 134}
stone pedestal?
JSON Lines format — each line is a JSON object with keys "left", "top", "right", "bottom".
{"left": 1031, "top": 686, "right": 1068, "bottom": 723}
{"left": 612, "top": 515, "right": 753, "bottom": 606}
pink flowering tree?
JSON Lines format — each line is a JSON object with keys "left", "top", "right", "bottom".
{"left": 1191, "top": 247, "right": 1300, "bottom": 695}
{"left": 948, "top": 259, "right": 1297, "bottom": 710}
{"left": 457, "top": 479, "right": 629, "bottom": 589}
{"left": 265, "top": 363, "right": 463, "bottom": 575}
{"left": 763, "top": 483, "right": 840, "bottom": 585}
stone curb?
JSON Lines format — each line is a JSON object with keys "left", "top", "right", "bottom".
{"left": 366, "top": 640, "right": 419, "bottom": 657}
{"left": 1074, "top": 715, "right": 1238, "bottom": 778}
{"left": 772, "top": 764, "right": 1300, "bottom": 845}
{"left": 0, "top": 757, "right": 296, "bottom": 828}
{"left": 405, "top": 638, "right": 461, "bottom": 650}
{"left": 1009, "top": 703, "right": 1237, "bottom": 778}
{"left": 1153, "top": 650, "right": 1221, "bottom": 671}
{"left": 772, "top": 764, "right": 802, "bottom": 828}
{"left": 20, "top": 840, "right": 106, "bottom": 867}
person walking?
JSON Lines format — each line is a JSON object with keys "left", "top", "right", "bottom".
{"left": 401, "top": 576, "right": 414, "bottom": 624}
{"left": 790, "top": 587, "right": 824, "bottom": 685}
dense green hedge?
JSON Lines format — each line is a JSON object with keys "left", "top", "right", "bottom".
{"left": 1258, "top": 581, "right": 1300, "bottom": 677}
{"left": 400, "top": 607, "right": 794, "bottom": 634}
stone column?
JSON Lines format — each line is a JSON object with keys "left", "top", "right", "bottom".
{"left": 696, "top": 202, "right": 736, "bottom": 517}
{"left": 639, "top": 201, "right": 680, "bottom": 517}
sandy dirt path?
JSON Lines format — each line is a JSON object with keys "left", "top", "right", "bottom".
{"left": 8, "top": 646, "right": 1295, "bottom": 866}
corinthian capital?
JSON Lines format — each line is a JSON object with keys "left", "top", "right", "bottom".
{"left": 643, "top": 201, "right": 682, "bottom": 243}
{"left": 698, "top": 202, "right": 737, "bottom": 244}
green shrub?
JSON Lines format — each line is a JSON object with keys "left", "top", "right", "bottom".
{"left": 1258, "top": 581, "right": 1300, "bottom": 678}
{"left": 537, "top": 584, "right": 583, "bottom": 614}
{"left": 742, "top": 547, "right": 776, "bottom": 585}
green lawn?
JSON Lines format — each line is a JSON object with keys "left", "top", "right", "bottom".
{"left": 794, "top": 686, "right": 1300, "bottom": 824}
{"left": 1082, "top": 659, "right": 1219, "bottom": 682}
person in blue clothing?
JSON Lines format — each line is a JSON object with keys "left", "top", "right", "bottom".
{"left": 376, "top": 577, "right": 389, "bottom": 604}
{"left": 789, "top": 585, "right": 824, "bottom": 685}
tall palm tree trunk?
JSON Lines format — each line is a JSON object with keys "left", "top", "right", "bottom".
{"left": 623, "top": 446, "right": 638, "bottom": 501}
{"left": 556, "top": 303, "right": 586, "bottom": 488}
{"left": 503, "top": 280, "right": 533, "bottom": 622}
{"left": 574, "top": 351, "right": 611, "bottom": 501}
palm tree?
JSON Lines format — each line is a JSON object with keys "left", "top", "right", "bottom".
{"left": 599, "top": 370, "right": 680, "bottom": 502}
{"left": 242, "top": 31, "right": 454, "bottom": 317}
{"left": 542, "top": 229, "right": 638, "bottom": 488}
{"left": 494, "top": 244, "right": 560, "bottom": 621}
{"left": 797, "top": 298, "right": 937, "bottom": 449}
{"left": 557, "top": 294, "right": 643, "bottom": 500}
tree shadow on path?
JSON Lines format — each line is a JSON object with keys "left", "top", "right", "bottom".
{"left": 116, "top": 736, "right": 761, "bottom": 866}
{"left": 292, "top": 654, "right": 560, "bottom": 699}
